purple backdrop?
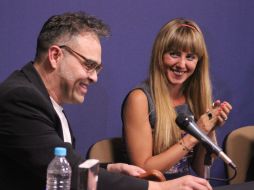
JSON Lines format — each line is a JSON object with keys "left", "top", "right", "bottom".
{"left": 1, "top": 0, "right": 254, "bottom": 186}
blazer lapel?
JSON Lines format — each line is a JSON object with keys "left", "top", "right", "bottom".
{"left": 21, "top": 62, "right": 64, "bottom": 140}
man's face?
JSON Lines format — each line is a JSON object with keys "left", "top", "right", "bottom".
{"left": 58, "top": 33, "right": 102, "bottom": 104}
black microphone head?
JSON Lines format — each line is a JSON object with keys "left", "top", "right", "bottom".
{"left": 175, "top": 113, "right": 190, "bottom": 130}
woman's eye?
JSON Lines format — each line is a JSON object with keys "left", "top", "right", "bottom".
{"left": 186, "top": 54, "right": 197, "bottom": 61}
{"left": 169, "top": 52, "right": 179, "bottom": 58}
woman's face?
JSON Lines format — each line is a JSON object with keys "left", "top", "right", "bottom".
{"left": 163, "top": 50, "right": 198, "bottom": 87}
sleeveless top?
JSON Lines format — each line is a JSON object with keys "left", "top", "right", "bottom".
{"left": 123, "top": 81, "right": 194, "bottom": 180}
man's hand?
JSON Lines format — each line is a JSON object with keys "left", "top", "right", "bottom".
{"left": 149, "top": 175, "right": 213, "bottom": 190}
{"left": 107, "top": 163, "right": 146, "bottom": 177}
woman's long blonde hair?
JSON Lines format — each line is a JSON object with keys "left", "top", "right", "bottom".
{"left": 149, "top": 18, "right": 212, "bottom": 155}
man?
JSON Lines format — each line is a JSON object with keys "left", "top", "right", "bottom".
{"left": 0, "top": 11, "right": 212, "bottom": 190}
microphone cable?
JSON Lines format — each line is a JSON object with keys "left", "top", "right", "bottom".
{"left": 206, "top": 166, "right": 237, "bottom": 182}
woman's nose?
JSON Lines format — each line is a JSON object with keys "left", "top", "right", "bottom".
{"left": 177, "top": 56, "right": 186, "bottom": 67}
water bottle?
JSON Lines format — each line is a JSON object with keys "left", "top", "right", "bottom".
{"left": 46, "top": 147, "right": 72, "bottom": 190}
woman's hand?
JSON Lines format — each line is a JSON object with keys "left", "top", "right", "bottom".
{"left": 213, "top": 100, "right": 232, "bottom": 126}
{"left": 107, "top": 163, "right": 146, "bottom": 177}
{"left": 196, "top": 100, "right": 232, "bottom": 134}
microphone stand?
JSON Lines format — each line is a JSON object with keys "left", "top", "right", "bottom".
{"left": 203, "top": 145, "right": 213, "bottom": 182}
{"left": 202, "top": 144, "right": 238, "bottom": 183}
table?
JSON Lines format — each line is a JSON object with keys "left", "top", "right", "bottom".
{"left": 214, "top": 181, "right": 254, "bottom": 190}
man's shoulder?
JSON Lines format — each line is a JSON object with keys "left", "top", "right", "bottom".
{"left": 0, "top": 62, "right": 45, "bottom": 98}
{"left": 0, "top": 71, "right": 39, "bottom": 99}
{"left": 0, "top": 75, "right": 50, "bottom": 114}
{"left": 0, "top": 73, "right": 55, "bottom": 125}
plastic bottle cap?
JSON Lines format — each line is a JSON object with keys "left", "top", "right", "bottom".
{"left": 54, "top": 147, "right": 67, "bottom": 156}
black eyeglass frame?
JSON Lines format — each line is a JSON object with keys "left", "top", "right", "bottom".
{"left": 59, "top": 45, "right": 102, "bottom": 74}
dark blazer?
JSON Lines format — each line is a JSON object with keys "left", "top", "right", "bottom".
{"left": 0, "top": 62, "right": 148, "bottom": 190}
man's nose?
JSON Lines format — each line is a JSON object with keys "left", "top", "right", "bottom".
{"left": 88, "top": 70, "right": 98, "bottom": 83}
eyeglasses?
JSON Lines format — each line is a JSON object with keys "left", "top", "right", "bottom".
{"left": 59, "top": 45, "right": 102, "bottom": 74}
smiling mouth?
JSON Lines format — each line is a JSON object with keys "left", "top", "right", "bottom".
{"left": 79, "top": 82, "right": 88, "bottom": 94}
{"left": 170, "top": 68, "right": 187, "bottom": 76}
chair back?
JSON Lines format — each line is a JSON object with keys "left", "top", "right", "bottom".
{"left": 86, "top": 137, "right": 166, "bottom": 182}
{"left": 224, "top": 126, "right": 254, "bottom": 184}
{"left": 86, "top": 137, "right": 128, "bottom": 163}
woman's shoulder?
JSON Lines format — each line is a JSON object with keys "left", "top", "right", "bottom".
{"left": 127, "top": 88, "right": 147, "bottom": 103}
{"left": 122, "top": 82, "right": 150, "bottom": 112}
{"left": 133, "top": 81, "right": 150, "bottom": 93}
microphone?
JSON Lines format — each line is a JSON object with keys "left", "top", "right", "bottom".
{"left": 175, "top": 113, "right": 236, "bottom": 169}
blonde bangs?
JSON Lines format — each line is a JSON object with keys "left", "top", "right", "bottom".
{"left": 166, "top": 28, "right": 205, "bottom": 59}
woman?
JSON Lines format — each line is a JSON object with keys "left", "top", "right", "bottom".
{"left": 122, "top": 18, "right": 232, "bottom": 180}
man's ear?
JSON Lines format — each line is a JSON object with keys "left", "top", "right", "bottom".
{"left": 48, "top": 46, "right": 62, "bottom": 69}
